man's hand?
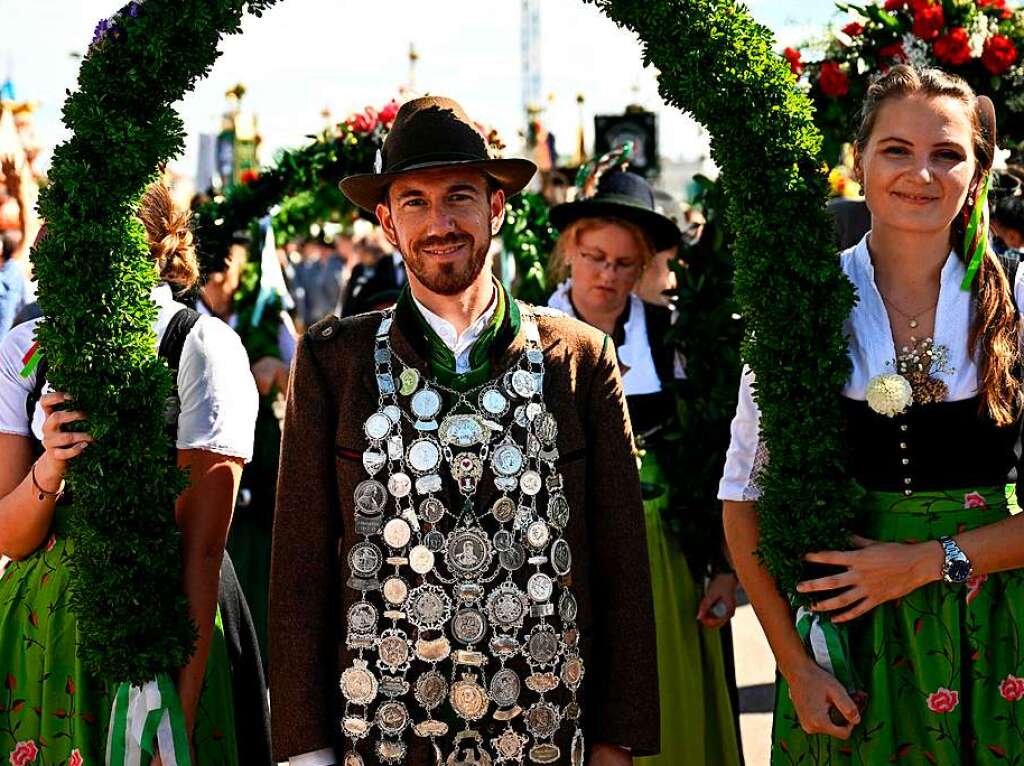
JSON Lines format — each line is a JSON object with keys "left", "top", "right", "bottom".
{"left": 588, "top": 743, "right": 632, "bottom": 766}
{"left": 697, "top": 572, "right": 738, "bottom": 629}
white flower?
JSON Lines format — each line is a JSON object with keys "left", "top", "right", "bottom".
{"left": 867, "top": 373, "right": 913, "bottom": 417}
{"left": 967, "top": 15, "right": 988, "bottom": 59}
{"left": 902, "top": 33, "right": 934, "bottom": 70}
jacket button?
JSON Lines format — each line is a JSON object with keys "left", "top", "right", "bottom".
{"left": 900, "top": 442, "right": 908, "bottom": 450}
{"left": 904, "top": 489, "right": 913, "bottom": 496}
{"left": 902, "top": 458, "right": 910, "bottom": 466}
{"left": 900, "top": 424, "right": 909, "bottom": 432}
{"left": 904, "top": 477, "right": 912, "bottom": 485}
{"left": 321, "top": 325, "right": 335, "bottom": 338}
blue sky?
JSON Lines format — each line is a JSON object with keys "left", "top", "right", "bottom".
{"left": 1, "top": 0, "right": 845, "bottom": 175}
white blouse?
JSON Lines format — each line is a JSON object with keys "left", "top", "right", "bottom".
{"left": 0, "top": 284, "right": 258, "bottom": 461}
{"left": 718, "top": 234, "right": 1024, "bottom": 502}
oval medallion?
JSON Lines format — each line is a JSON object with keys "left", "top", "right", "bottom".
{"left": 414, "top": 670, "right": 448, "bottom": 710}
{"left": 524, "top": 702, "right": 562, "bottom": 740}
{"left": 551, "top": 538, "right": 571, "bottom": 575}
{"left": 486, "top": 582, "right": 530, "bottom": 629}
{"left": 419, "top": 496, "right": 446, "bottom": 524}
{"left": 547, "top": 494, "right": 570, "bottom": 528}
{"left": 339, "top": 659, "right": 378, "bottom": 705}
{"left": 409, "top": 544, "right": 436, "bottom": 575}
{"left": 378, "top": 630, "right": 411, "bottom": 671}
{"left": 527, "top": 625, "right": 560, "bottom": 666}
{"left": 529, "top": 743, "right": 562, "bottom": 764}
{"left": 527, "top": 572, "right": 554, "bottom": 603}
{"left": 383, "top": 517, "right": 412, "bottom": 549}
{"left": 353, "top": 480, "right": 387, "bottom": 515}
{"left": 348, "top": 542, "right": 382, "bottom": 576}
{"left": 399, "top": 366, "right": 421, "bottom": 396}
{"left": 451, "top": 608, "right": 488, "bottom": 645}
{"left": 520, "top": 470, "right": 542, "bottom": 496}
{"left": 375, "top": 740, "right": 407, "bottom": 765}
{"left": 559, "top": 590, "right": 578, "bottom": 623}
{"left": 387, "top": 472, "right": 412, "bottom": 498}
{"left": 411, "top": 388, "right": 442, "bottom": 420}
{"left": 343, "top": 750, "right": 365, "bottom": 766}
{"left": 424, "top": 530, "right": 446, "bottom": 552}
{"left": 492, "top": 529, "right": 513, "bottom": 552}
{"left": 449, "top": 673, "right": 489, "bottom": 721}
{"left": 479, "top": 387, "right": 509, "bottom": 416}
{"left": 526, "top": 402, "right": 543, "bottom": 421}
{"left": 488, "top": 667, "right": 521, "bottom": 708}
{"left": 526, "top": 520, "right": 550, "bottom": 550}
{"left": 375, "top": 701, "right": 410, "bottom": 736}
{"left": 342, "top": 716, "right": 371, "bottom": 739}
{"left": 561, "top": 655, "right": 585, "bottom": 688}
{"left": 382, "top": 576, "right": 408, "bottom": 606}
{"left": 491, "top": 496, "right": 516, "bottom": 523}
{"left": 439, "top": 414, "right": 487, "bottom": 447}
{"left": 498, "top": 543, "right": 526, "bottom": 572}
{"left": 364, "top": 412, "right": 392, "bottom": 441}
{"left": 491, "top": 443, "right": 525, "bottom": 477}
{"left": 407, "top": 438, "right": 442, "bottom": 474}
{"left": 407, "top": 584, "right": 452, "bottom": 630}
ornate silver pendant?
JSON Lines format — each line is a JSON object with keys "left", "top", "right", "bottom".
{"left": 414, "top": 670, "right": 449, "bottom": 710}
{"left": 444, "top": 527, "right": 493, "bottom": 579}
{"left": 449, "top": 673, "right": 489, "bottom": 721}
{"left": 451, "top": 608, "right": 488, "bottom": 645}
{"left": 339, "top": 658, "right": 378, "bottom": 705}
{"left": 354, "top": 479, "right": 388, "bottom": 515}
{"left": 407, "top": 583, "right": 453, "bottom": 630}
{"left": 486, "top": 582, "right": 530, "bottom": 629}
{"left": 524, "top": 702, "right": 562, "bottom": 740}
{"left": 488, "top": 667, "right": 521, "bottom": 708}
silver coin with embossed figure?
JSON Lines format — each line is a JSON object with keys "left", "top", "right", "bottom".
{"left": 559, "top": 589, "right": 578, "bottom": 623}
{"left": 407, "top": 584, "right": 453, "bottom": 630}
{"left": 488, "top": 668, "right": 521, "bottom": 708}
{"left": 419, "top": 497, "right": 446, "bottom": 524}
{"left": 547, "top": 494, "right": 570, "bottom": 528}
{"left": 491, "top": 443, "right": 525, "bottom": 476}
{"left": 407, "top": 438, "right": 442, "bottom": 474}
{"left": 526, "top": 520, "right": 550, "bottom": 549}
{"left": 387, "top": 472, "right": 412, "bottom": 498}
{"left": 498, "top": 543, "right": 526, "bottom": 572}
{"left": 491, "top": 496, "right": 516, "bottom": 523}
{"left": 339, "top": 658, "right": 378, "bottom": 705}
{"left": 383, "top": 404, "right": 402, "bottom": 424}
{"left": 409, "top": 544, "right": 436, "bottom": 575}
{"left": 414, "top": 670, "right": 448, "bottom": 710}
{"left": 382, "top": 576, "right": 409, "bottom": 606}
{"left": 354, "top": 480, "right": 387, "bottom": 514}
{"left": 348, "top": 542, "right": 382, "bottom": 576}
{"left": 479, "top": 387, "right": 509, "bottom": 416}
{"left": 526, "top": 625, "right": 560, "bottom": 666}
{"left": 444, "top": 528, "right": 492, "bottom": 578}
{"left": 364, "top": 412, "right": 392, "bottom": 441}
{"left": 411, "top": 388, "right": 442, "bottom": 420}
{"left": 486, "top": 582, "right": 530, "bottom": 629}
{"left": 347, "top": 602, "right": 377, "bottom": 634}
{"left": 519, "top": 470, "right": 542, "bottom": 496}
{"left": 511, "top": 369, "right": 537, "bottom": 398}
{"left": 424, "top": 530, "right": 445, "bottom": 552}
{"left": 527, "top": 572, "right": 554, "bottom": 602}
{"left": 451, "top": 608, "right": 488, "bottom": 645}
{"left": 551, "top": 538, "right": 571, "bottom": 575}
{"left": 524, "top": 701, "right": 562, "bottom": 740}
{"left": 383, "top": 517, "right": 412, "bottom": 549}
{"left": 492, "top": 529, "right": 513, "bottom": 552}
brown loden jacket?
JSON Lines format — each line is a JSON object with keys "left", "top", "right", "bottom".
{"left": 269, "top": 307, "right": 659, "bottom": 763}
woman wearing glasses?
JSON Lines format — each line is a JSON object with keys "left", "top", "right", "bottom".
{"left": 546, "top": 169, "right": 742, "bottom": 766}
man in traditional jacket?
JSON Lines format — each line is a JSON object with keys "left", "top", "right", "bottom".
{"left": 270, "top": 96, "right": 658, "bottom": 766}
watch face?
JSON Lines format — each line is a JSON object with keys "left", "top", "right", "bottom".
{"left": 947, "top": 559, "right": 972, "bottom": 583}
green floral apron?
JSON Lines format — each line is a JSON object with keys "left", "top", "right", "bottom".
{"left": 0, "top": 508, "right": 239, "bottom": 765}
{"left": 772, "top": 486, "right": 1024, "bottom": 764}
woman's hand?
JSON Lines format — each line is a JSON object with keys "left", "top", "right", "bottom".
{"left": 250, "top": 356, "right": 290, "bottom": 398}
{"left": 37, "top": 392, "right": 93, "bottom": 485}
{"left": 697, "top": 572, "right": 738, "bottom": 629}
{"left": 798, "top": 535, "right": 942, "bottom": 623}
{"left": 785, "top": 658, "right": 861, "bottom": 739}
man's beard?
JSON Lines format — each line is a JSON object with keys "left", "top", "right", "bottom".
{"left": 405, "top": 232, "right": 491, "bottom": 296}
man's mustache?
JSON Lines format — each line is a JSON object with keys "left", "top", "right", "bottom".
{"left": 415, "top": 233, "right": 473, "bottom": 251}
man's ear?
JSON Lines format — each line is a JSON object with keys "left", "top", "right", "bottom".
{"left": 489, "top": 188, "right": 507, "bottom": 235}
{"left": 376, "top": 199, "right": 400, "bottom": 248}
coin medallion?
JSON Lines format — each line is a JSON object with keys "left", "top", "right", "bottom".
{"left": 512, "top": 369, "right": 537, "bottom": 398}
{"left": 399, "top": 366, "right": 421, "bottom": 396}
{"left": 375, "top": 701, "right": 410, "bottom": 736}
{"left": 449, "top": 673, "right": 489, "bottom": 721}
{"left": 353, "top": 480, "right": 387, "bottom": 514}
{"left": 527, "top": 572, "right": 554, "bottom": 603}
{"left": 526, "top": 520, "right": 550, "bottom": 550}
{"left": 348, "top": 542, "right": 382, "bottom": 576}
{"left": 558, "top": 589, "right": 578, "bottom": 622}
{"left": 420, "top": 497, "right": 446, "bottom": 524}
{"left": 526, "top": 625, "right": 560, "bottom": 666}
{"left": 411, "top": 388, "right": 442, "bottom": 420}
{"left": 524, "top": 702, "right": 561, "bottom": 740}
{"left": 378, "top": 629, "right": 411, "bottom": 672}
{"left": 362, "top": 449, "right": 386, "bottom": 475}
{"left": 491, "top": 496, "right": 516, "bottom": 523}
{"left": 498, "top": 543, "right": 526, "bottom": 572}
{"left": 444, "top": 528, "right": 493, "bottom": 579}
{"left": 339, "top": 659, "right": 377, "bottom": 705}
{"left": 486, "top": 582, "right": 530, "bottom": 629}
{"left": 488, "top": 668, "right": 521, "bottom": 708}
{"left": 491, "top": 444, "right": 525, "bottom": 476}
{"left": 561, "top": 656, "right": 585, "bottom": 688}
{"left": 382, "top": 576, "right": 408, "bottom": 606}
{"left": 383, "top": 517, "right": 412, "bottom": 549}
{"left": 364, "top": 412, "right": 392, "bottom": 441}
{"left": 492, "top": 529, "right": 513, "bottom": 552}
{"left": 551, "top": 538, "right": 571, "bottom": 575}
{"left": 387, "top": 472, "right": 412, "bottom": 498}
{"left": 480, "top": 387, "right": 509, "bottom": 416}
{"left": 407, "top": 438, "right": 442, "bottom": 474}
{"left": 406, "top": 584, "right": 452, "bottom": 630}
{"left": 375, "top": 740, "right": 407, "bottom": 765}
{"left": 451, "top": 608, "right": 488, "bottom": 645}
{"left": 491, "top": 728, "right": 527, "bottom": 762}
{"left": 347, "top": 602, "right": 377, "bottom": 635}
{"left": 520, "top": 470, "right": 542, "bottom": 496}
{"left": 409, "top": 544, "right": 436, "bottom": 575}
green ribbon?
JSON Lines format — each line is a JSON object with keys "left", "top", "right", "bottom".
{"left": 960, "top": 171, "right": 991, "bottom": 292}
{"left": 795, "top": 606, "right": 855, "bottom": 691}
{"left": 106, "top": 674, "right": 192, "bottom": 766}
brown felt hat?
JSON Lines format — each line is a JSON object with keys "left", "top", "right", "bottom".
{"left": 340, "top": 96, "right": 537, "bottom": 212}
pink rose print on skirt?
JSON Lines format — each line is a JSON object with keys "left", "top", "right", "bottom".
{"left": 963, "top": 491, "right": 988, "bottom": 509}
{"left": 67, "top": 750, "right": 84, "bottom": 766}
{"left": 1000, "top": 675, "right": 1024, "bottom": 702}
{"left": 45, "top": 534, "right": 57, "bottom": 552}
{"left": 966, "top": 574, "right": 988, "bottom": 605}
{"left": 927, "top": 687, "right": 960, "bottom": 714}
{"left": 9, "top": 740, "right": 39, "bottom": 766}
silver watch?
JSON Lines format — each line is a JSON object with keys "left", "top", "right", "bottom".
{"left": 938, "top": 536, "right": 972, "bottom": 584}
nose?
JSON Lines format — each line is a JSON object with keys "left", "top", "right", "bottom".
{"left": 912, "top": 160, "right": 933, "bottom": 185}
{"left": 424, "top": 205, "right": 458, "bottom": 238}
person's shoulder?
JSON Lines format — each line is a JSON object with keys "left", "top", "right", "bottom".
{"left": 521, "top": 302, "right": 609, "bottom": 362}
{"left": 181, "top": 314, "right": 251, "bottom": 376}
{"left": 305, "top": 311, "right": 382, "bottom": 345}
{"left": 1, "top": 316, "right": 41, "bottom": 359}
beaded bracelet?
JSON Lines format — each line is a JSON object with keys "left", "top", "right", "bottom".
{"left": 31, "top": 461, "right": 66, "bottom": 503}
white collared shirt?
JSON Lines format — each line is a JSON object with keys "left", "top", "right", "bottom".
{"left": 410, "top": 286, "right": 499, "bottom": 373}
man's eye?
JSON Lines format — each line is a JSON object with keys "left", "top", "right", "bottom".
{"left": 450, "top": 193, "right": 472, "bottom": 202}
{"left": 404, "top": 198, "right": 426, "bottom": 207}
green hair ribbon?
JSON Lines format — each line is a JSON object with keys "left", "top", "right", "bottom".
{"left": 960, "top": 171, "right": 991, "bottom": 292}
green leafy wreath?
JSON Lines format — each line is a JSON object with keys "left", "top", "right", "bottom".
{"left": 35, "top": 0, "right": 856, "bottom": 707}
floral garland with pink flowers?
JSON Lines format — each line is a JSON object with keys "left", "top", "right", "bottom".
{"left": 787, "top": 0, "right": 1024, "bottom": 162}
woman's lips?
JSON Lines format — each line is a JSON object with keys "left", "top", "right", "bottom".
{"left": 891, "top": 190, "right": 939, "bottom": 205}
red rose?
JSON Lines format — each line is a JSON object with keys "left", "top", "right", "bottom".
{"left": 377, "top": 99, "right": 400, "bottom": 127}
{"left": 934, "top": 28, "right": 973, "bottom": 66}
{"left": 965, "top": 574, "right": 987, "bottom": 605}
{"left": 346, "top": 108, "right": 379, "bottom": 135}
{"left": 239, "top": 169, "right": 259, "bottom": 185}
{"left": 927, "top": 687, "right": 960, "bottom": 713}
{"left": 68, "top": 750, "right": 84, "bottom": 766}
{"left": 1000, "top": 675, "right": 1024, "bottom": 702}
{"left": 884, "top": 0, "right": 904, "bottom": 9}
{"left": 979, "top": 0, "right": 1013, "bottom": 20}
{"left": 9, "top": 740, "right": 38, "bottom": 766}
{"left": 843, "top": 22, "right": 865, "bottom": 37}
{"left": 912, "top": 3, "right": 945, "bottom": 41}
{"left": 819, "top": 61, "right": 850, "bottom": 97}
{"left": 983, "top": 35, "right": 1018, "bottom": 75}
{"left": 879, "top": 42, "right": 909, "bottom": 62}
{"left": 783, "top": 47, "right": 804, "bottom": 75}
{"left": 5, "top": 673, "right": 15, "bottom": 690}
{"left": 963, "top": 491, "right": 987, "bottom": 509}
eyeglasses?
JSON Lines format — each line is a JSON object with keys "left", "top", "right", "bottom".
{"left": 577, "top": 250, "right": 642, "bottom": 275}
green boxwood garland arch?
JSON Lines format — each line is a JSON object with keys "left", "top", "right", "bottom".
{"left": 35, "top": 0, "right": 857, "bottom": 686}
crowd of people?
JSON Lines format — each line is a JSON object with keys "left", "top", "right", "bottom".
{"left": 2, "top": 64, "right": 1024, "bottom": 766}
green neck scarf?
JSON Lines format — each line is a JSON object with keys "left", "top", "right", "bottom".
{"left": 395, "top": 281, "right": 522, "bottom": 391}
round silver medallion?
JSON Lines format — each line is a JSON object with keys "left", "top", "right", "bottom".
{"left": 364, "top": 412, "right": 392, "bottom": 441}
{"left": 520, "top": 470, "right": 542, "bottom": 496}
{"left": 407, "top": 584, "right": 452, "bottom": 630}
{"left": 511, "top": 369, "right": 537, "bottom": 398}
{"left": 407, "top": 438, "right": 442, "bottom": 474}
{"left": 524, "top": 702, "right": 562, "bottom": 740}
{"left": 492, "top": 529, "right": 513, "bottom": 552}
{"left": 488, "top": 668, "right": 521, "bottom": 708}
{"left": 527, "top": 625, "right": 560, "bottom": 666}
{"left": 347, "top": 602, "right": 377, "bottom": 634}
{"left": 525, "top": 402, "right": 543, "bottom": 421}
{"left": 491, "top": 444, "right": 525, "bottom": 477}
{"left": 409, "top": 544, "right": 436, "bottom": 575}
{"left": 486, "top": 582, "right": 530, "bottom": 629}
{"left": 339, "top": 659, "right": 378, "bottom": 705}
{"left": 414, "top": 670, "right": 448, "bottom": 710}
{"left": 362, "top": 450, "right": 386, "bottom": 475}
{"left": 423, "top": 530, "right": 445, "bottom": 552}
{"left": 383, "top": 404, "right": 402, "bottom": 424}
{"left": 527, "top": 572, "right": 554, "bottom": 602}
{"left": 526, "top": 520, "right": 550, "bottom": 549}
{"left": 348, "top": 542, "right": 382, "bottom": 576}
{"left": 452, "top": 608, "right": 488, "bottom": 645}
{"left": 378, "top": 629, "right": 411, "bottom": 671}
{"left": 353, "top": 480, "right": 387, "bottom": 515}
{"left": 444, "top": 528, "right": 493, "bottom": 579}
{"left": 551, "top": 539, "right": 571, "bottom": 575}
{"left": 383, "top": 518, "right": 412, "bottom": 549}
{"left": 419, "top": 497, "right": 446, "bottom": 524}
{"left": 514, "top": 405, "right": 529, "bottom": 427}
{"left": 382, "top": 576, "right": 408, "bottom": 606}
{"left": 498, "top": 543, "right": 526, "bottom": 571}
{"left": 411, "top": 388, "right": 442, "bottom": 420}
{"left": 479, "top": 387, "right": 509, "bottom": 416}
{"left": 387, "top": 472, "right": 412, "bottom": 499}
{"left": 491, "top": 496, "right": 516, "bottom": 523}
{"left": 375, "top": 701, "right": 410, "bottom": 736}
{"left": 559, "top": 590, "right": 578, "bottom": 622}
